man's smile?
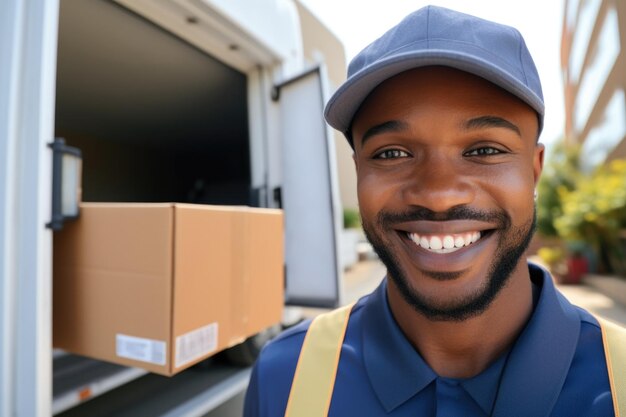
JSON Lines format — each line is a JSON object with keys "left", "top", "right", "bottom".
{"left": 388, "top": 219, "right": 501, "bottom": 275}
{"left": 391, "top": 218, "right": 498, "bottom": 256}
{"left": 407, "top": 231, "right": 481, "bottom": 254}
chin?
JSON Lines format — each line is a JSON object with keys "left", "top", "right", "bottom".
{"left": 364, "top": 209, "right": 537, "bottom": 322}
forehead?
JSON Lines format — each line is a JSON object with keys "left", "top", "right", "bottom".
{"left": 351, "top": 66, "right": 538, "bottom": 143}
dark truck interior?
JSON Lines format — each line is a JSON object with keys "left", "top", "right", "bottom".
{"left": 55, "top": 0, "right": 252, "bottom": 205}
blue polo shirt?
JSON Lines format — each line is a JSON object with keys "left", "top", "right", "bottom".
{"left": 244, "top": 264, "right": 614, "bottom": 416}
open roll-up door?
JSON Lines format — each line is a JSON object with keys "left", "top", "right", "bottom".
{"left": 274, "top": 66, "right": 342, "bottom": 308}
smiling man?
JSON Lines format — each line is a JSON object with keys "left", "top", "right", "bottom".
{"left": 244, "top": 6, "right": 621, "bottom": 417}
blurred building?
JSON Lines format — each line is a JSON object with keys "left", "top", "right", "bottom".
{"left": 561, "top": 0, "right": 626, "bottom": 171}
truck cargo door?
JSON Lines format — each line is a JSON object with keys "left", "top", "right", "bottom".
{"left": 274, "top": 66, "right": 342, "bottom": 308}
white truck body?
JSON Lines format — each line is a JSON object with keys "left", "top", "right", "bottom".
{"left": 0, "top": 0, "right": 343, "bottom": 415}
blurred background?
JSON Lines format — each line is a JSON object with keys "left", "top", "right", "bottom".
{"left": 2, "top": 0, "right": 625, "bottom": 416}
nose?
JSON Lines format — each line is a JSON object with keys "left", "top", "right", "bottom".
{"left": 401, "top": 154, "right": 476, "bottom": 213}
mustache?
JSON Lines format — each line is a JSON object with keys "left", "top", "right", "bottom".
{"left": 377, "top": 205, "right": 510, "bottom": 227}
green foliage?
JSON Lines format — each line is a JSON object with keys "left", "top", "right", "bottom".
{"left": 554, "top": 159, "right": 626, "bottom": 238}
{"left": 537, "top": 138, "right": 626, "bottom": 276}
{"left": 343, "top": 208, "right": 361, "bottom": 229}
{"left": 537, "top": 246, "right": 565, "bottom": 267}
{"left": 536, "top": 142, "right": 581, "bottom": 237}
{"left": 554, "top": 159, "right": 626, "bottom": 275}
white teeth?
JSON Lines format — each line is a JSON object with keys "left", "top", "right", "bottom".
{"left": 408, "top": 231, "right": 483, "bottom": 253}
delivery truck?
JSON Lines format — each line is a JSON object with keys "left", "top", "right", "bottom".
{"left": 0, "top": 0, "right": 347, "bottom": 415}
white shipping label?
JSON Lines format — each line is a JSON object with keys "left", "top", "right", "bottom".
{"left": 116, "top": 334, "right": 167, "bottom": 366}
{"left": 175, "top": 323, "right": 219, "bottom": 368}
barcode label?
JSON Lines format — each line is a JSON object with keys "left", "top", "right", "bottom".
{"left": 116, "top": 334, "right": 167, "bottom": 366}
{"left": 175, "top": 323, "right": 218, "bottom": 368}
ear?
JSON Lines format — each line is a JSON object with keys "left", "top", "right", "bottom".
{"left": 533, "top": 143, "right": 545, "bottom": 187}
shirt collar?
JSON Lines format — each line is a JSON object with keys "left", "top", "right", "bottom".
{"left": 361, "top": 278, "right": 436, "bottom": 412}
{"left": 459, "top": 348, "right": 509, "bottom": 415}
{"left": 490, "top": 263, "right": 580, "bottom": 417}
{"left": 360, "top": 263, "right": 581, "bottom": 415}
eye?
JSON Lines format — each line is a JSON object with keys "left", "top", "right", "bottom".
{"left": 464, "top": 147, "right": 505, "bottom": 157}
{"left": 374, "top": 149, "right": 410, "bottom": 159}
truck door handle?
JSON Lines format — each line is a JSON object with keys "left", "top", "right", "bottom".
{"left": 273, "top": 187, "right": 282, "bottom": 208}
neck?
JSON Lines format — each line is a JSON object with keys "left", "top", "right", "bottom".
{"left": 387, "top": 262, "right": 534, "bottom": 379}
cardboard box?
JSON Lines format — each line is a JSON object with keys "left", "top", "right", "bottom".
{"left": 53, "top": 203, "right": 284, "bottom": 375}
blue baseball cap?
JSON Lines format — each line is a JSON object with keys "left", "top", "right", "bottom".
{"left": 324, "top": 5, "right": 544, "bottom": 138}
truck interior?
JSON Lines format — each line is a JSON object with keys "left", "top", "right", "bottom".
{"left": 53, "top": 1, "right": 257, "bottom": 415}
{"left": 55, "top": 0, "right": 252, "bottom": 206}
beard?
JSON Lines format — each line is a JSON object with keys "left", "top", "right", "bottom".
{"left": 362, "top": 205, "right": 536, "bottom": 322}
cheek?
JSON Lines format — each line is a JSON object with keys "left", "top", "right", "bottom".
{"left": 356, "top": 174, "right": 378, "bottom": 221}
{"left": 482, "top": 163, "right": 536, "bottom": 222}
{"left": 356, "top": 169, "right": 399, "bottom": 215}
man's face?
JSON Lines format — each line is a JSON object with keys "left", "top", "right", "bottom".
{"left": 352, "top": 67, "right": 544, "bottom": 321}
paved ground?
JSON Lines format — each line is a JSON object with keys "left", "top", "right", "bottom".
{"left": 341, "top": 259, "right": 626, "bottom": 326}
{"left": 556, "top": 283, "right": 626, "bottom": 325}
{"left": 343, "top": 259, "right": 387, "bottom": 303}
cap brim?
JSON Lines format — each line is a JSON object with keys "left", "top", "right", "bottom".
{"left": 324, "top": 50, "right": 545, "bottom": 134}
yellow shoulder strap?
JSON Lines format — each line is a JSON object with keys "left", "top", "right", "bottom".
{"left": 283, "top": 307, "right": 625, "bottom": 417}
{"left": 599, "top": 317, "right": 626, "bottom": 417}
{"left": 284, "top": 302, "right": 355, "bottom": 417}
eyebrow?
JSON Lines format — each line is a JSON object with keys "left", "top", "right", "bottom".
{"left": 359, "top": 120, "right": 410, "bottom": 148}
{"left": 464, "top": 116, "right": 521, "bottom": 137}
